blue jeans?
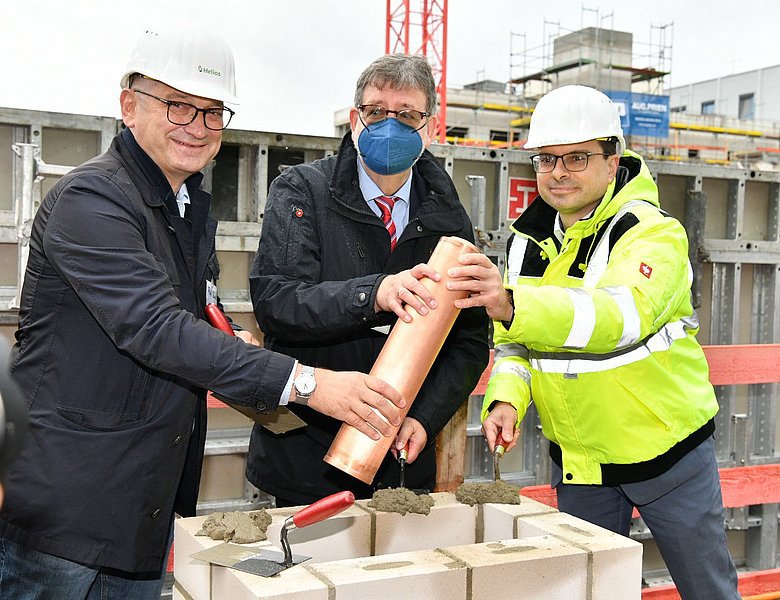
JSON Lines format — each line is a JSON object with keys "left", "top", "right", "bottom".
{"left": 554, "top": 436, "right": 739, "bottom": 600}
{"left": 0, "top": 530, "right": 171, "bottom": 600}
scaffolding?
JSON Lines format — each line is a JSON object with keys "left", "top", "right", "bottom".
{"left": 508, "top": 8, "right": 672, "bottom": 101}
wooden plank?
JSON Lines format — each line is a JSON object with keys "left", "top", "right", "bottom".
{"left": 434, "top": 402, "right": 469, "bottom": 492}
{"left": 520, "top": 484, "right": 641, "bottom": 518}
{"left": 737, "top": 568, "right": 780, "bottom": 596}
{"left": 207, "top": 391, "right": 228, "bottom": 409}
{"left": 641, "top": 585, "right": 681, "bottom": 600}
{"left": 642, "top": 568, "right": 780, "bottom": 599}
{"left": 720, "top": 464, "right": 780, "bottom": 508}
{"left": 519, "top": 484, "right": 558, "bottom": 508}
{"left": 522, "top": 464, "right": 780, "bottom": 515}
{"left": 702, "top": 344, "right": 780, "bottom": 385}
{"left": 470, "top": 350, "right": 494, "bottom": 396}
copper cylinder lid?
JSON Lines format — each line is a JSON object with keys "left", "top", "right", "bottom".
{"left": 324, "top": 236, "right": 480, "bottom": 484}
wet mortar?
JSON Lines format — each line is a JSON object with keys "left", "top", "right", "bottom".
{"left": 367, "top": 487, "right": 435, "bottom": 515}
{"left": 196, "top": 509, "right": 272, "bottom": 543}
{"left": 454, "top": 480, "right": 523, "bottom": 506}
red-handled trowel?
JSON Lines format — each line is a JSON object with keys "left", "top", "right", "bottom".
{"left": 203, "top": 303, "right": 307, "bottom": 434}
{"left": 192, "top": 490, "right": 356, "bottom": 577}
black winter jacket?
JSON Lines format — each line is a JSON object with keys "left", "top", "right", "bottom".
{"left": 247, "top": 133, "right": 490, "bottom": 504}
{"left": 0, "top": 129, "right": 294, "bottom": 573}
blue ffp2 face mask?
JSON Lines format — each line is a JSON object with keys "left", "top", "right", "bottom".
{"left": 357, "top": 118, "right": 425, "bottom": 176}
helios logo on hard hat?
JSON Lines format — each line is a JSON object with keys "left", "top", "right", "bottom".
{"left": 198, "top": 66, "right": 223, "bottom": 78}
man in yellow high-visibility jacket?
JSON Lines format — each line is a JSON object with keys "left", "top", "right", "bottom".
{"left": 448, "top": 85, "right": 739, "bottom": 600}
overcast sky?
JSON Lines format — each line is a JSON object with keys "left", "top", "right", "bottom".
{"left": 3, "top": 1, "right": 777, "bottom": 136}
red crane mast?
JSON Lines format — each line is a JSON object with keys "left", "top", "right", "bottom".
{"left": 386, "top": 0, "right": 448, "bottom": 143}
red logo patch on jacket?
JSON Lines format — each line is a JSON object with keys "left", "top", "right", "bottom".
{"left": 639, "top": 262, "right": 653, "bottom": 278}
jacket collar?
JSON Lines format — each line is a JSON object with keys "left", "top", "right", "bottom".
{"left": 115, "top": 128, "right": 205, "bottom": 211}
{"left": 328, "top": 133, "right": 463, "bottom": 232}
{"left": 510, "top": 151, "right": 655, "bottom": 242}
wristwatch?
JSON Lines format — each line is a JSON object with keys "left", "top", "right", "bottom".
{"left": 293, "top": 365, "right": 317, "bottom": 404}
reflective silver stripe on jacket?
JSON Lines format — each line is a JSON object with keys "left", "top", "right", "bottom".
{"left": 495, "top": 343, "right": 529, "bottom": 361}
{"left": 603, "top": 285, "right": 642, "bottom": 348}
{"left": 582, "top": 199, "right": 651, "bottom": 287}
{"left": 491, "top": 361, "right": 532, "bottom": 386}
{"left": 562, "top": 284, "right": 642, "bottom": 351}
{"left": 563, "top": 288, "right": 596, "bottom": 349}
{"left": 530, "top": 318, "right": 690, "bottom": 374}
{"left": 493, "top": 343, "right": 532, "bottom": 385}
{"left": 562, "top": 200, "right": 651, "bottom": 349}
{"left": 506, "top": 236, "right": 529, "bottom": 283}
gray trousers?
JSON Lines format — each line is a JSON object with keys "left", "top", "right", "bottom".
{"left": 553, "top": 436, "right": 739, "bottom": 600}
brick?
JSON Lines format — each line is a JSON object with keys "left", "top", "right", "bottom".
{"left": 308, "top": 548, "right": 468, "bottom": 600}
{"left": 174, "top": 515, "right": 218, "bottom": 600}
{"left": 515, "top": 512, "right": 643, "bottom": 600}
{"left": 444, "top": 536, "right": 589, "bottom": 599}
{"left": 172, "top": 581, "right": 187, "bottom": 600}
{"left": 482, "top": 497, "right": 558, "bottom": 542}
{"left": 264, "top": 504, "right": 372, "bottom": 563}
{"left": 174, "top": 514, "right": 278, "bottom": 600}
{"left": 361, "top": 492, "right": 476, "bottom": 555}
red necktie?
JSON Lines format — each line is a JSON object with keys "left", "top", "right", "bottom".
{"left": 375, "top": 195, "right": 397, "bottom": 250}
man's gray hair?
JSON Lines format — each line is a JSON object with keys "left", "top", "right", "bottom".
{"left": 354, "top": 54, "right": 438, "bottom": 115}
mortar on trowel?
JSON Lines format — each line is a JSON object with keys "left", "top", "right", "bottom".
{"left": 192, "top": 490, "right": 355, "bottom": 577}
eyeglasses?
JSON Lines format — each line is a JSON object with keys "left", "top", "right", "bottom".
{"left": 530, "top": 151, "right": 612, "bottom": 173}
{"left": 357, "top": 104, "right": 428, "bottom": 131}
{"left": 132, "top": 89, "right": 235, "bottom": 130}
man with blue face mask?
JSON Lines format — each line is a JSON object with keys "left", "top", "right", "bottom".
{"left": 246, "top": 54, "right": 490, "bottom": 506}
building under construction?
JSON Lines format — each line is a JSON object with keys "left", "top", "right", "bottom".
{"left": 0, "top": 8, "right": 779, "bottom": 600}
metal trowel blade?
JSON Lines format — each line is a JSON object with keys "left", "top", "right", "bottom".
{"left": 232, "top": 548, "right": 311, "bottom": 577}
{"left": 191, "top": 544, "right": 310, "bottom": 578}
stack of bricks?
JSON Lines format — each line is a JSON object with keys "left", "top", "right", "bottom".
{"left": 173, "top": 492, "right": 642, "bottom": 600}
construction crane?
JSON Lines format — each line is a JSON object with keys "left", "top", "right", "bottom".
{"left": 385, "top": 0, "right": 448, "bottom": 143}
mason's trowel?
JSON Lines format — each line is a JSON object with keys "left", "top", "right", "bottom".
{"left": 192, "top": 490, "right": 355, "bottom": 577}
{"left": 204, "top": 303, "right": 306, "bottom": 434}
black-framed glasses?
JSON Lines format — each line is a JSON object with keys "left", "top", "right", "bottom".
{"left": 530, "top": 151, "right": 612, "bottom": 173}
{"left": 357, "top": 104, "right": 428, "bottom": 131}
{"left": 132, "top": 89, "right": 234, "bottom": 131}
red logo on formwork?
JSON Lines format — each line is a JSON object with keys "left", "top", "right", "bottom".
{"left": 640, "top": 262, "right": 653, "bottom": 278}
{"left": 508, "top": 178, "right": 538, "bottom": 220}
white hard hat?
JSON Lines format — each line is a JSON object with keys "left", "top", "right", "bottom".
{"left": 120, "top": 25, "right": 238, "bottom": 104}
{"left": 524, "top": 85, "right": 624, "bottom": 154}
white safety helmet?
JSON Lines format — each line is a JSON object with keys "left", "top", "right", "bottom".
{"left": 120, "top": 25, "right": 238, "bottom": 104}
{"left": 524, "top": 85, "right": 624, "bottom": 154}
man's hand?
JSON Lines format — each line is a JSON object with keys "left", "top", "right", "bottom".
{"left": 375, "top": 263, "right": 441, "bottom": 323}
{"left": 302, "top": 369, "right": 405, "bottom": 441}
{"left": 482, "top": 401, "right": 520, "bottom": 453}
{"left": 446, "top": 253, "right": 514, "bottom": 322}
{"left": 235, "top": 330, "right": 261, "bottom": 346}
{"left": 391, "top": 417, "right": 428, "bottom": 463}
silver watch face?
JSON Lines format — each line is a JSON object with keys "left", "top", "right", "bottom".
{"left": 295, "top": 372, "right": 316, "bottom": 396}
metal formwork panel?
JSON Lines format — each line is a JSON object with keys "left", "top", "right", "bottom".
{"left": 2, "top": 109, "right": 780, "bottom": 533}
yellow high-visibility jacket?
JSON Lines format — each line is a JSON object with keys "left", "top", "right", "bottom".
{"left": 482, "top": 150, "right": 719, "bottom": 485}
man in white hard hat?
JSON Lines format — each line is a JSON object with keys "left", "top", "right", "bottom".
{"left": 448, "top": 85, "right": 739, "bottom": 599}
{"left": 0, "top": 25, "right": 403, "bottom": 599}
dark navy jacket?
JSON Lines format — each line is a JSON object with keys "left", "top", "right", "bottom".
{"left": 247, "top": 133, "right": 490, "bottom": 504}
{"left": 0, "top": 129, "right": 294, "bottom": 573}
